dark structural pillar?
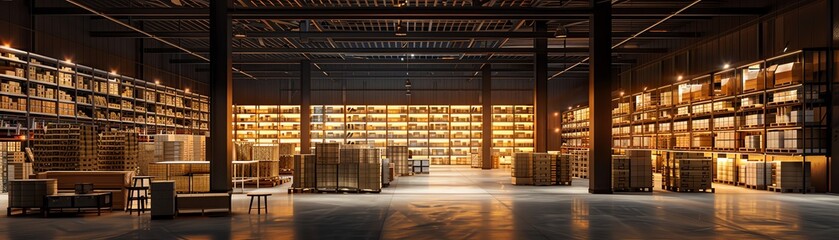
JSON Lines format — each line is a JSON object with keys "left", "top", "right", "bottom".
{"left": 588, "top": 0, "right": 613, "bottom": 194}
{"left": 300, "top": 60, "right": 312, "bottom": 154}
{"left": 482, "top": 65, "right": 493, "bottom": 169}
{"left": 208, "top": 0, "right": 233, "bottom": 193}
{"left": 534, "top": 21, "right": 548, "bottom": 153}
{"left": 829, "top": 0, "right": 838, "bottom": 193}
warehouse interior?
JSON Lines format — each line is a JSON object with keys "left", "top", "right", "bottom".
{"left": 1, "top": 0, "right": 839, "bottom": 239}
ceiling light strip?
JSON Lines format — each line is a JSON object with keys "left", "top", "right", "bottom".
{"left": 64, "top": 0, "right": 256, "bottom": 79}
{"left": 549, "top": 0, "right": 702, "bottom": 80}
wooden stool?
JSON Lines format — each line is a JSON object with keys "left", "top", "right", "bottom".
{"left": 126, "top": 186, "right": 149, "bottom": 215}
{"left": 247, "top": 193, "right": 271, "bottom": 214}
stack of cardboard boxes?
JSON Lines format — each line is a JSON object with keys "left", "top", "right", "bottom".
{"left": 772, "top": 161, "right": 812, "bottom": 192}
{"left": 512, "top": 152, "right": 534, "bottom": 185}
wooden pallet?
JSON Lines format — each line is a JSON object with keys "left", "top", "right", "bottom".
{"left": 287, "top": 188, "right": 317, "bottom": 193}
{"left": 766, "top": 148, "right": 803, "bottom": 154}
{"left": 743, "top": 184, "right": 766, "bottom": 190}
{"left": 768, "top": 99, "right": 801, "bottom": 106}
{"left": 714, "top": 127, "right": 736, "bottom": 131}
{"left": 769, "top": 122, "right": 799, "bottom": 127}
{"left": 695, "top": 147, "right": 712, "bottom": 151}
{"left": 768, "top": 186, "right": 814, "bottom": 193}
{"left": 774, "top": 81, "right": 800, "bottom": 87}
{"left": 738, "top": 148, "right": 761, "bottom": 152}
{"left": 666, "top": 186, "right": 715, "bottom": 193}
{"left": 556, "top": 181, "right": 572, "bottom": 186}
{"left": 614, "top": 187, "right": 653, "bottom": 192}
{"left": 715, "top": 148, "right": 737, "bottom": 152}
{"left": 740, "top": 104, "right": 764, "bottom": 110}
{"left": 692, "top": 128, "right": 710, "bottom": 131}
{"left": 714, "top": 179, "right": 739, "bottom": 186}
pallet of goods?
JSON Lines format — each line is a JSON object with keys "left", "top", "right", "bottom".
{"left": 741, "top": 161, "right": 772, "bottom": 190}
{"left": 290, "top": 154, "right": 316, "bottom": 192}
{"left": 314, "top": 143, "right": 339, "bottom": 191}
{"left": 612, "top": 150, "right": 653, "bottom": 192}
{"left": 556, "top": 154, "right": 572, "bottom": 185}
{"left": 714, "top": 156, "right": 737, "bottom": 185}
{"left": 32, "top": 123, "right": 97, "bottom": 172}
{"left": 386, "top": 146, "right": 409, "bottom": 176}
{"left": 511, "top": 152, "right": 533, "bottom": 185}
{"left": 531, "top": 153, "right": 556, "bottom": 186}
{"left": 664, "top": 154, "right": 714, "bottom": 193}
{"left": 770, "top": 161, "right": 813, "bottom": 193}
{"left": 97, "top": 130, "right": 139, "bottom": 172}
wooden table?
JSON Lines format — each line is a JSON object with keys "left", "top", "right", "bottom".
{"left": 43, "top": 192, "right": 113, "bottom": 217}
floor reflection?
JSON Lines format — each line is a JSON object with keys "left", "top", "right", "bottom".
{"left": 1, "top": 165, "right": 838, "bottom": 239}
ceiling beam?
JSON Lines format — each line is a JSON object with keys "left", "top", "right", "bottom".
{"left": 91, "top": 31, "right": 700, "bottom": 40}
{"left": 169, "top": 58, "right": 636, "bottom": 65}
{"left": 34, "top": 7, "right": 765, "bottom": 19}
{"left": 145, "top": 47, "right": 667, "bottom": 54}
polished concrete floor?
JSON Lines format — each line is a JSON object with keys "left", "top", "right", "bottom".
{"left": 2, "top": 166, "right": 839, "bottom": 239}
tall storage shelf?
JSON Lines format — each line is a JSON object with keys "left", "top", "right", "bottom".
{"left": 0, "top": 46, "right": 209, "bottom": 134}
{"left": 236, "top": 104, "right": 531, "bottom": 165}
{"left": 561, "top": 49, "right": 830, "bottom": 191}
{"left": 233, "top": 105, "right": 301, "bottom": 153}
{"left": 491, "top": 105, "right": 534, "bottom": 165}
{"left": 560, "top": 106, "right": 590, "bottom": 178}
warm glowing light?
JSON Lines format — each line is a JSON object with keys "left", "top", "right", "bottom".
{"left": 568, "top": 106, "right": 572, "bottom": 110}
{"left": 64, "top": 59, "right": 72, "bottom": 64}
{"left": 2, "top": 43, "right": 10, "bottom": 48}
{"left": 677, "top": 75, "right": 683, "bottom": 80}
{"left": 643, "top": 87, "right": 647, "bottom": 91}
{"left": 154, "top": 80, "right": 160, "bottom": 85}
{"left": 111, "top": 70, "right": 118, "bottom": 75}
{"left": 553, "top": 112, "right": 559, "bottom": 117}
{"left": 554, "top": 128, "right": 560, "bottom": 133}
{"left": 619, "top": 91, "right": 625, "bottom": 96}
{"left": 17, "top": 135, "right": 26, "bottom": 141}
{"left": 723, "top": 64, "right": 730, "bottom": 69}
{"left": 185, "top": 88, "right": 190, "bottom": 93}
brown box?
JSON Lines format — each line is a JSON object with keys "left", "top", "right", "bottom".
{"left": 512, "top": 177, "right": 533, "bottom": 185}
{"left": 774, "top": 62, "right": 802, "bottom": 86}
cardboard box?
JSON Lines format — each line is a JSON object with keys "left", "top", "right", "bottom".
{"left": 774, "top": 62, "right": 802, "bottom": 86}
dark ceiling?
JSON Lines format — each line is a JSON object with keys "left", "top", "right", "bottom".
{"left": 35, "top": 0, "right": 796, "bottom": 83}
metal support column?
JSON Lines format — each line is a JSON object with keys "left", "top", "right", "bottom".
{"left": 829, "top": 0, "right": 838, "bottom": 193}
{"left": 300, "top": 60, "right": 312, "bottom": 154}
{"left": 534, "top": 21, "right": 548, "bottom": 153}
{"left": 482, "top": 65, "right": 493, "bottom": 169}
{"left": 588, "top": 0, "right": 613, "bottom": 194}
{"left": 208, "top": 0, "right": 233, "bottom": 193}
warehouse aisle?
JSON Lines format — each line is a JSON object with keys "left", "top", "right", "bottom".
{"left": 1, "top": 166, "right": 838, "bottom": 239}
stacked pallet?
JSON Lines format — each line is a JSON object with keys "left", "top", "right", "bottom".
{"left": 253, "top": 145, "right": 279, "bottom": 160}
{"left": 771, "top": 161, "right": 812, "bottom": 193}
{"left": 569, "top": 149, "right": 588, "bottom": 178}
{"left": 338, "top": 147, "right": 363, "bottom": 190}
{"left": 234, "top": 142, "right": 253, "bottom": 160}
{"left": 613, "top": 150, "right": 654, "bottom": 192}
{"left": 32, "top": 123, "right": 97, "bottom": 172}
{"left": 315, "top": 143, "right": 340, "bottom": 191}
{"left": 470, "top": 153, "right": 481, "bottom": 168}
{"left": 556, "top": 154, "right": 572, "bottom": 185}
{"left": 386, "top": 146, "right": 409, "bottom": 176}
{"left": 665, "top": 155, "right": 713, "bottom": 192}
{"left": 358, "top": 148, "right": 382, "bottom": 191}
{"left": 532, "top": 153, "right": 556, "bottom": 186}
{"left": 153, "top": 134, "right": 205, "bottom": 161}
{"left": 715, "top": 157, "right": 736, "bottom": 184}
{"left": 511, "top": 152, "right": 533, "bottom": 185}
{"left": 292, "top": 154, "right": 316, "bottom": 189}
{"left": 8, "top": 179, "right": 57, "bottom": 213}
{"left": 137, "top": 142, "right": 156, "bottom": 175}
{"left": 741, "top": 161, "right": 773, "bottom": 189}
{"left": 97, "top": 130, "right": 139, "bottom": 172}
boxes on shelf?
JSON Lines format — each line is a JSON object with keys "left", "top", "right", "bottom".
{"left": 743, "top": 66, "right": 769, "bottom": 92}
{"left": 665, "top": 157, "right": 713, "bottom": 192}
{"left": 715, "top": 157, "right": 736, "bottom": 183}
{"left": 692, "top": 134, "right": 712, "bottom": 149}
{"left": 32, "top": 123, "right": 98, "bottom": 172}
{"left": 773, "top": 62, "right": 802, "bottom": 86}
{"left": 743, "top": 135, "right": 762, "bottom": 150}
{"left": 714, "top": 131, "right": 738, "bottom": 149}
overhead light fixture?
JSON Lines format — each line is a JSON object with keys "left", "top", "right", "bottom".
{"left": 553, "top": 112, "right": 559, "bottom": 116}
{"left": 111, "top": 70, "right": 118, "bottom": 75}
{"left": 154, "top": 80, "right": 160, "bottom": 85}
{"left": 619, "top": 91, "right": 625, "bottom": 96}
{"left": 405, "top": 79, "right": 412, "bottom": 88}
{"left": 567, "top": 106, "right": 572, "bottom": 110}
{"left": 185, "top": 88, "right": 190, "bottom": 93}
{"left": 723, "top": 63, "right": 730, "bottom": 69}
{"left": 554, "top": 128, "right": 560, "bottom": 133}
{"left": 643, "top": 87, "right": 647, "bottom": 91}
{"left": 406, "top": 89, "right": 411, "bottom": 96}
{"left": 2, "top": 43, "right": 9, "bottom": 48}
{"left": 234, "top": 33, "right": 247, "bottom": 39}
{"left": 64, "top": 59, "right": 72, "bottom": 64}
{"left": 554, "top": 25, "right": 568, "bottom": 38}
{"left": 397, "top": 0, "right": 409, "bottom": 7}
{"left": 677, "top": 75, "right": 683, "bottom": 81}
{"left": 783, "top": 41, "right": 790, "bottom": 53}
{"left": 395, "top": 20, "right": 407, "bottom": 37}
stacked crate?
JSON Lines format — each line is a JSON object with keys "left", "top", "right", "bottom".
{"left": 253, "top": 145, "right": 279, "bottom": 160}
{"left": 8, "top": 179, "right": 57, "bottom": 213}
{"left": 97, "top": 130, "right": 139, "bottom": 172}
{"left": 315, "top": 143, "right": 340, "bottom": 191}
{"left": 292, "top": 154, "right": 316, "bottom": 189}
{"left": 742, "top": 161, "right": 773, "bottom": 189}
{"left": 556, "top": 154, "right": 572, "bottom": 185}
{"left": 358, "top": 148, "right": 382, "bottom": 192}
{"left": 470, "top": 153, "right": 481, "bottom": 168}
{"left": 668, "top": 157, "right": 713, "bottom": 192}
{"left": 338, "top": 147, "right": 362, "bottom": 190}
{"left": 32, "top": 123, "right": 97, "bottom": 172}
{"left": 138, "top": 142, "right": 156, "bottom": 175}
{"left": 613, "top": 150, "right": 653, "bottom": 191}
{"left": 234, "top": 142, "right": 253, "bottom": 160}
{"left": 715, "top": 157, "right": 736, "bottom": 184}
{"left": 154, "top": 134, "right": 205, "bottom": 161}
{"left": 663, "top": 152, "right": 705, "bottom": 190}
{"left": 570, "top": 149, "right": 588, "bottom": 178}
{"left": 511, "top": 152, "right": 533, "bottom": 185}
{"left": 771, "top": 161, "right": 812, "bottom": 193}
{"left": 612, "top": 155, "right": 631, "bottom": 190}
{"left": 386, "top": 146, "right": 409, "bottom": 176}
{"left": 532, "top": 153, "right": 556, "bottom": 186}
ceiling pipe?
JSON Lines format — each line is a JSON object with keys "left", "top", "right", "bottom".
{"left": 64, "top": 0, "right": 256, "bottom": 80}
{"left": 549, "top": 0, "right": 703, "bottom": 80}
